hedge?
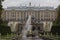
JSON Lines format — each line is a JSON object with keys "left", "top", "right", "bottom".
{"left": 0, "top": 24, "right": 11, "bottom": 35}
{"left": 51, "top": 25, "right": 60, "bottom": 35}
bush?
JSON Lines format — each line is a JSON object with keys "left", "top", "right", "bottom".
{"left": 0, "top": 24, "right": 11, "bottom": 35}
{"left": 51, "top": 24, "right": 60, "bottom": 35}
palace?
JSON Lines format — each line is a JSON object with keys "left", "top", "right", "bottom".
{"left": 1, "top": 5, "right": 57, "bottom": 33}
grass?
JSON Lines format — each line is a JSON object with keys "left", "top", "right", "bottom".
{"left": 0, "top": 33, "right": 60, "bottom": 40}
{"left": 0, "top": 33, "right": 17, "bottom": 40}
{"left": 39, "top": 33, "right": 60, "bottom": 40}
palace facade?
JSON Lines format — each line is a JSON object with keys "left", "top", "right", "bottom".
{"left": 1, "top": 6, "right": 57, "bottom": 33}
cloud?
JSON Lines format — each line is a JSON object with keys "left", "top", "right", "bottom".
{"left": 2, "top": 0, "right": 60, "bottom": 8}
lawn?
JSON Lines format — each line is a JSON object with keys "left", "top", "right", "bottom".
{"left": 0, "top": 33, "right": 17, "bottom": 40}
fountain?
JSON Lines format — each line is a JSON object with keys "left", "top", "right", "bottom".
{"left": 20, "top": 15, "right": 44, "bottom": 40}
{"left": 8, "top": 15, "right": 52, "bottom": 40}
{"left": 22, "top": 15, "right": 32, "bottom": 38}
{"left": 20, "top": 15, "right": 46, "bottom": 40}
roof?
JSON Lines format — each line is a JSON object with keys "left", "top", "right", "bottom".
{"left": 4, "top": 6, "right": 55, "bottom": 10}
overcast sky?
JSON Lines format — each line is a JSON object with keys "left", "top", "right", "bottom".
{"left": 2, "top": 0, "right": 60, "bottom": 8}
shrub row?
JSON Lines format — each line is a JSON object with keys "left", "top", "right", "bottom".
{"left": 0, "top": 24, "right": 11, "bottom": 35}
{"left": 51, "top": 25, "right": 60, "bottom": 35}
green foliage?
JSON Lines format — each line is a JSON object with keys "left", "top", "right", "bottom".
{"left": 0, "top": 0, "right": 4, "bottom": 18}
{"left": 51, "top": 5, "right": 60, "bottom": 35}
{"left": 0, "top": 19, "right": 11, "bottom": 35}
{"left": 0, "top": 19, "right": 10, "bottom": 35}
{"left": 55, "top": 5, "right": 60, "bottom": 24}
{"left": 0, "top": 24, "right": 11, "bottom": 35}
{"left": 51, "top": 24, "right": 60, "bottom": 35}
{"left": 0, "top": 0, "right": 11, "bottom": 35}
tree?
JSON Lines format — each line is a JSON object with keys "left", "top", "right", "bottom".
{"left": 56, "top": 5, "right": 60, "bottom": 24}
{"left": 0, "top": 0, "right": 4, "bottom": 19}
{"left": 51, "top": 5, "right": 60, "bottom": 35}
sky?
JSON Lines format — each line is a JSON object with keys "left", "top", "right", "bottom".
{"left": 2, "top": 0, "right": 60, "bottom": 8}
